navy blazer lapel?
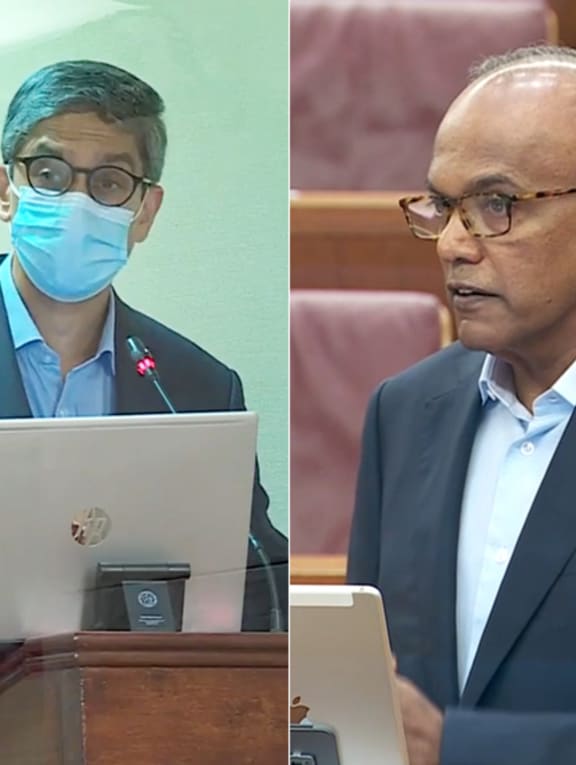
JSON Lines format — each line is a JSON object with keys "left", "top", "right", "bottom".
{"left": 112, "top": 296, "right": 169, "bottom": 415}
{"left": 0, "top": 287, "right": 31, "bottom": 418}
{"left": 461, "top": 407, "right": 576, "bottom": 706}
{"left": 415, "top": 355, "right": 483, "bottom": 707}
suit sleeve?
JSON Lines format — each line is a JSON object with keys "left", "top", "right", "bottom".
{"left": 441, "top": 707, "right": 576, "bottom": 765}
{"left": 347, "top": 385, "right": 385, "bottom": 586}
{"left": 228, "top": 370, "right": 288, "bottom": 631}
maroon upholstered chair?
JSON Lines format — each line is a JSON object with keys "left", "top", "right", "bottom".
{"left": 291, "top": 0, "right": 554, "bottom": 191}
{"left": 291, "top": 289, "right": 449, "bottom": 555}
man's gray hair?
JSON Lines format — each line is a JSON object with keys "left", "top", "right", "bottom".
{"left": 470, "top": 45, "right": 576, "bottom": 84}
{"left": 1, "top": 60, "right": 167, "bottom": 182}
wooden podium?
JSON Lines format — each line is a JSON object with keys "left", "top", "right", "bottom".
{"left": 0, "top": 632, "right": 287, "bottom": 765}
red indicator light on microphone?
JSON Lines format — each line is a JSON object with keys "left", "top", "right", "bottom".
{"left": 136, "top": 355, "right": 157, "bottom": 377}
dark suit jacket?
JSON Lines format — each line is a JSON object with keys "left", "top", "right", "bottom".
{"left": 348, "top": 342, "right": 576, "bottom": 765}
{"left": 0, "top": 280, "right": 287, "bottom": 635}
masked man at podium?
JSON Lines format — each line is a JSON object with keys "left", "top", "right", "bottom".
{"left": 0, "top": 60, "right": 287, "bottom": 635}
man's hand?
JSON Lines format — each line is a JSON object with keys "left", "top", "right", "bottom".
{"left": 395, "top": 674, "right": 443, "bottom": 765}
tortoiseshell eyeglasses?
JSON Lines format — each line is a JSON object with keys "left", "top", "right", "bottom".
{"left": 399, "top": 187, "right": 576, "bottom": 239}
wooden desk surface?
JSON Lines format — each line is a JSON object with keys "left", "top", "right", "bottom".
{"left": 290, "top": 554, "right": 347, "bottom": 585}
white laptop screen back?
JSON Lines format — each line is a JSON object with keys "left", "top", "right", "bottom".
{"left": 290, "top": 585, "right": 409, "bottom": 765}
{"left": 0, "top": 411, "right": 256, "bottom": 640}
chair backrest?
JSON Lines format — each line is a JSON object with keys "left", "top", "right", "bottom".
{"left": 291, "top": 289, "right": 447, "bottom": 554}
{"left": 291, "top": 0, "right": 553, "bottom": 190}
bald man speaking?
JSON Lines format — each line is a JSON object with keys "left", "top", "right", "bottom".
{"left": 348, "top": 46, "right": 576, "bottom": 765}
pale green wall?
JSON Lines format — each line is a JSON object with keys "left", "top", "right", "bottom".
{"left": 0, "top": 1, "right": 288, "bottom": 532}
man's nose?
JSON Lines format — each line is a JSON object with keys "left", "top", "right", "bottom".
{"left": 436, "top": 209, "right": 483, "bottom": 265}
{"left": 68, "top": 170, "right": 91, "bottom": 196}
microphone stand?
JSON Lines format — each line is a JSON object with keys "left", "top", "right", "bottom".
{"left": 249, "top": 533, "right": 284, "bottom": 632}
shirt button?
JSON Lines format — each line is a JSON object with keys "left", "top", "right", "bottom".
{"left": 57, "top": 408, "right": 72, "bottom": 417}
{"left": 520, "top": 441, "right": 535, "bottom": 455}
{"left": 494, "top": 547, "right": 510, "bottom": 565}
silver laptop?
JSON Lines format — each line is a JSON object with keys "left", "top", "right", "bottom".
{"left": 0, "top": 411, "right": 257, "bottom": 640}
{"left": 290, "top": 585, "right": 409, "bottom": 765}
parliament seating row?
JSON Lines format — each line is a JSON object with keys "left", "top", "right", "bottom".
{"left": 291, "top": 288, "right": 451, "bottom": 590}
{"left": 290, "top": 190, "right": 454, "bottom": 581}
{"left": 291, "top": 190, "right": 444, "bottom": 307}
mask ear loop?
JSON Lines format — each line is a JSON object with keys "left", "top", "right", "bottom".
{"left": 6, "top": 164, "right": 22, "bottom": 199}
{"left": 132, "top": 184, "right": 151, "bottom": 221}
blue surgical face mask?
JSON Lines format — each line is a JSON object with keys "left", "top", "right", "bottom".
{"left": 10, "top": 186, "right": 136, "bottom": 303}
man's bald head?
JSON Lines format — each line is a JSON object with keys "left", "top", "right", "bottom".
{"left": 432, "top": 48, "right": 576, "bottom": 194}
{"left": 468, "top": 44, "right": 576, "bottom": 84}
{"left": 449, "top": 45, "right": 576, "bottom": 125}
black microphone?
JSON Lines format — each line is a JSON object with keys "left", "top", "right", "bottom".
{"left": 125, "top": 335, "right": 176, "bottom": 414}
{"left": 124, "top": 335, "right": 285, "bottom": 632}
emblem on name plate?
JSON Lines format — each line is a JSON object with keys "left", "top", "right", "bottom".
{"left": 71, "top": 507, "right": 111, "bottom": 546}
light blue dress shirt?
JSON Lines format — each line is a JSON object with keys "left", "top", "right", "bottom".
{"left": 456, "top": 353, "right": 576, "bottom": 692}
{"left": 0, "top": 255, "right": 116, "bottom": 417}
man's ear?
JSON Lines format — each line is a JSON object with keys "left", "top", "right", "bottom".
{"left": 0, "top": 167, "right": 13, "bottom": 223}
{"left": 130, "top": 184, "right": 164, "bottom": 245}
